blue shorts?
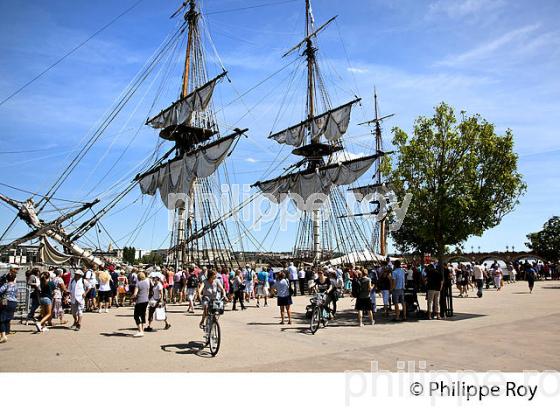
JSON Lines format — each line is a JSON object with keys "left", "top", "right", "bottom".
{"left": 392, "top": 289, "right": 405, "bottom": 304}
{"left": 39, "top": 297, "right": 52, "bottom": 306}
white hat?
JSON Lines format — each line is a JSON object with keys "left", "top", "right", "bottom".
{"left": 74, "top": 269, "right": 84, "bottom": 276}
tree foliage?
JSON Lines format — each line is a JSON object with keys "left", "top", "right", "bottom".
{"left": 526, "top": 217, "right": 560, "bottom": 261}
{"left": 389, "top": 102, "right": 526, "bottom": 258}
{"left": 122, "top": 246, "right": 136, "bottom": 265}
{"left": 141, "top": 251, "right": 163, "bottom": 266}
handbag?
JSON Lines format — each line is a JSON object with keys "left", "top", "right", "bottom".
{"left": 154, "top": 305, "right": 166, "bottom": 321}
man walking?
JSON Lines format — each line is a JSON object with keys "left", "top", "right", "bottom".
{"left": 425, "top": 264, "right": 443, "bottom": 319}
{"left": 473, "top": 263, "right": 485, "bottom": 297}
{"left": 69, "top": 269, "right": 90, "bottom": 331}
{"left": 287, "top": 262, "right": 298, "bottom": 296}
{"left": 392, "top": 260, "right": 407, "bottom": 321}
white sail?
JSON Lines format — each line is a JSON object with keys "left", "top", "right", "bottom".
{"left": 269, "top": 123, "right": 307, "bottom": 147}
{"left": 268, "top": 99, "right": 359, "bottom": 147}
{"left": 139, "top": 133, "right": 238, "bottom": 208}
{"left": 311, "top": 102, "right": 352, "bottom": 142}
{"left": 146, "top": 73, "right": 225, "bottom": 129}
{"left": 255, "top": 154, "right": 376, "bottom": 211}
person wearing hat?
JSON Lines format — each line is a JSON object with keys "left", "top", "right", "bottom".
{"left": 69, "top": 270, "right": 90, "bottom": 331}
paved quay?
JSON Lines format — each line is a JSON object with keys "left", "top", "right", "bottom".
{"left": 1, "top": 281, "right": 559, "bottom": 372}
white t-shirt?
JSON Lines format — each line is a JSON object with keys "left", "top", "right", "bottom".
{"left": 287, "top": 265, "right": 298, "bottom": 281}
{"left": 150, "top": 282, "right": 163, "bottom": 301}
{"left": 298, "top": 269, "right": 306, "bottom": 279}
{"left": 70, "top": 278, "right": 90, "bottom": 304}
{"left": 473, "top": 265, "right": 484, "bottom": 280}
{"left": 99, "top": 278, "right": 112, "bottom": 292}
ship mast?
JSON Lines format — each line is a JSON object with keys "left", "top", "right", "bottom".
{"left": 373, "top": 89, "right": 387, "bottom": 256}
{"left": 303, "top": 0, "right": 321, "bottom": 263}
{"left": 358, "top": 88, "right": 394, "bottom": 256}
{"left": 176, "top": 0, "right": 198, "bottom": 270}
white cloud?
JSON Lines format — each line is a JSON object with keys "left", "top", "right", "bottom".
{"left": 347, "top": 67, "right": 368, "bottom": 74}
{"left": 435, "top": 24, "right": 541, "bottom": 67}
{"left": 428, "top": 0, "right": 506, "bottom": 19}
{"left": 246, "top": 157, "right": 258, "bottom": 163}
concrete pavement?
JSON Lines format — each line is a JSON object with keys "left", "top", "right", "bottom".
{"left": 1, "top": 280, "right": 559, "bottom": 372}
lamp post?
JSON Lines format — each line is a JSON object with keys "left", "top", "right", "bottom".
{"left": 477, "top": 246, "right": 481, "bottom": 253}
{"left": 506, "top": 245, "right": 509, "bottom": 253}
{"left": 471, "top": 246, "right": 474, "bottom": 254}
{"left": 512, "top": 245, "right": 515, "bottom": 253}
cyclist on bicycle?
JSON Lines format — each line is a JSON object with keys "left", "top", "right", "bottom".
{"left": 309, "top": 269, "right": 335, "bottom": 317}
{"left": 197, "top": 270, "right": 225, "bottom": 329}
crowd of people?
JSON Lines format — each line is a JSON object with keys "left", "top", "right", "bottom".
{"left": 0, "top": 257, "right": 555, "bottom": 344}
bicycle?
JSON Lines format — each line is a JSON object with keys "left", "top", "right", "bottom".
{"left": 307, "top": 292, "right": 330, "bottom": 334}
{"left": 202, "top": 298, "right": 224, "bottom": 356}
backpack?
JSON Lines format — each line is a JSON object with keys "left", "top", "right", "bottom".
{"left": 351, "top": 277, "right": 361, "bottom": 298}
{"left": 0, "top": 274, "right": 7, "bottom": 287}
{"left": 246, "top": 270, "right": 253, "bottom": 281}
{"left": 187, "top": 274, "right": 199, "bottom": 289}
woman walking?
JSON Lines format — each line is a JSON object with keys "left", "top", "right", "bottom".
{"left": 116, "top": 270, "right": 128, "bottom": 307}
{"left": 494, "top": 266, "right": 503, "bottom": 291}
{"left": 526, "top": 264, "right": 536, "bottom": 294}
{"left": 132, "top": 272, "right": 150, "bottom": 337}
{"left": 52, "top": 269, "right": 68, "bottom": 326}
{"left": 37, "top": 272, "right": 55, "bottom": 332}
{"left": 231, "top": 270, "right": 246, "bottom": 311}
{"left": 0, "top": 272, "right": 18, "bottom": 343}
{"left": 145, "top": 276, "right": 171, "bottom": 332}
{"left": 274, "top": 271, "right": 292, "bottom": 325}
{"left": 98, "top": 270, "right": 113, "bottom": 313}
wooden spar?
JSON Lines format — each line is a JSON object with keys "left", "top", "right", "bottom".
{"left": 181, "top": 0, "right": 196, "bottom": 98}
{"left": 177, "top": 0, "right": 197, "bottom": 269}
{"left": 0, "top": 195, "right": 104, "bottom": 266}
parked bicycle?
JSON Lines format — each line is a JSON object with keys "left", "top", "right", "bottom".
{"left": 202, "top": 297, "right": 224, "bottom": 356}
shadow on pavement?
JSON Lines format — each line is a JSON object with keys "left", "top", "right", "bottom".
{"left": 161, "top": 341, "right": 213, "bottom": 358}
{"left": 100, "top": 331, "right": 133, "bottom": 337}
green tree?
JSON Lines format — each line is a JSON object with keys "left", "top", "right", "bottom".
{"left": 141, "top": 251, "right": 163, "bottom": 266}
{"left": 526, "top": 217, "right": 560, "bottom": 261}
{"left": 389, "top": 102, "right": 526, "bottom": 265}
{"left": 122, "top": 246, "right": 136, "bottom": 265}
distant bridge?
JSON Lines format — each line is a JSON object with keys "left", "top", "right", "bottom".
{"left": 443, "top": 252, "right": 545, "bottom": 265}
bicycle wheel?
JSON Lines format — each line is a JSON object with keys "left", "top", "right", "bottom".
{"left": 322, "top": 308, "right": 329, "bottom": 328}
{"left": 310, "top": 306, "right": 320, "bottom": 334}
{"left": 209, "top": 318, "right": 221, "bottom": 356}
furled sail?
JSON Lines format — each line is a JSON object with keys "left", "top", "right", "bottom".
{"left": 138, "top": 130, "right": 243, "bottom": 209}
{"left": 146, "top": 72, "right": 227, "bottom": 129}
{"left": 350, "top": 182, "right": 387, "bottom": 201}
{"left": 268, "top": 98, "right": 360, "bottom": 147}
{"left": 38, "top": 236, "right": 73, "bottom": 265}
{"left": 255, "top": 153, "right": 378, "bottom": 211}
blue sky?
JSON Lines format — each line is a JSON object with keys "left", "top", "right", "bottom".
{"left": 0, "top": 0, "right": 558, "bottom": 254}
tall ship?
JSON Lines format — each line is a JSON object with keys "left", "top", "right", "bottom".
{"left": 253, "top": 0, "right": 389, "bottom": 266}
{"left": 0, "top": 0, "right": 248, "bottom": 269}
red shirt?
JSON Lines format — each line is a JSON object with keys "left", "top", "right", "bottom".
{"left": 62, "top": 272, "right": 71, "bottom": 287}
